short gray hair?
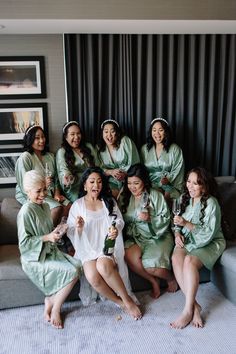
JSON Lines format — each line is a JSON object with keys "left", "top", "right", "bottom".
{"left": 23, "top": 170, "right": 45, "bottom": 193}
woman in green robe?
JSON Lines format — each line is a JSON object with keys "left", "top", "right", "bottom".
{"left": 121, "top": 163, "right": 177, "bottom": 299}
{"left": 17, "top": 170, "right": 81, "bottom": 329}
{"left": 170, "top": 167, "right": 226, "bottom": 329}
{"left": 15, "top": 125, "right": 68, "bottom": 225}
{"left": 56, "top": 121, "right": 97, "bottom": 203}
{"left": 141, "top": 117, "right": 184, "bottom": 203}
{"left": 96, "top": 119, "right": 140, "bottom": 198}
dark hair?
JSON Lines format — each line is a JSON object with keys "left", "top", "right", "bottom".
{"left": 121, "top": 163, "right": 151, "bottom": 214}
{"left": 181, "top": 167, "right": 221, "bottom": 225}
{"left": 97, "top": 120, "right": 123, "bottom": 153}
{"left": 23, "top": 126, "right": 48, "bottom": 154}
{"left": 147, "top": 119, "right": 173, "bottom": 152}
{"left": 62, "top": 122, "right": 95, "bottom": 177}
{"left": 78, "top": 166, "right": 115, "bottom": 216}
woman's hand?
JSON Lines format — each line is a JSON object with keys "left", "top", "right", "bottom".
{"left": 138, "top": 211, "right": 151, "bottom": 222}
{"left": 174, "top": 215, "right": 186, "bottom": 227}
{"left": 54, "top": 189, "right": 65, "bottom": 203}
{"left": 43, "top": 230, "right": 61, "bottom": 243}
{"left": 45, "top": 176, "right": 53, "bottom": 188}
{"left": 175, "top": 232, "right": 185, "bottom": 248}
{"left": 108, "top": 225, "right": 118, "bottom": 240}
{"left": 76, "top": 216, "right": 85, "bottom": 232}
{"left": 106, "top": 169, "right": 126, "bottom": 181}
{"left": 161, "top": 176, "right": 169, "bottom": 185}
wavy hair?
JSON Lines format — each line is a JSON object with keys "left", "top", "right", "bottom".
{"left": 61, "top": 122, "right": 95, "bottom": 177}
{"left": 181, "top": 167, "right": 221, "bottom": 225}
{"left": 121, "top": 163, "right": 151, "bottom": 214}
{"left": 23, "top": 126, "right": 48, "bottom": 154}
{"left": 146, "top": 118, "right": 173, "bottom": 152}
{"left": 78, "top": 166, "right": 115, "bottom": 216}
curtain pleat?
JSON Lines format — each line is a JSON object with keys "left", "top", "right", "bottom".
{"left": 64, "top": 34, "right": 236, "bottom": 176}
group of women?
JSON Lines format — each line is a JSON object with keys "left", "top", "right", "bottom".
{"left": 16, "top": 118, "right": 226, "bottom": 330}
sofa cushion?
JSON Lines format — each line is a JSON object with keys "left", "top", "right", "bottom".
{"left": 0, "top": 245, "right": 27, "bottom": 280}
{"left": 217, "top": 243, "right": 236, "bottom": 270}
{"left": 0, "top": 198, "right": 21, "bottom": 245}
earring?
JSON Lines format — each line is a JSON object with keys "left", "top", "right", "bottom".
{"left": 84, "top": 187, "right": 87, "bottom": 191}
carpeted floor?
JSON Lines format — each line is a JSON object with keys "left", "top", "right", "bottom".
{"left": 0, "top": 282, "right": 235, "bottom": 354}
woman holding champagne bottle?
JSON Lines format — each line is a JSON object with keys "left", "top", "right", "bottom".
{"left": 67, "top": 166, "right": 142, "bottom": 320}
{"left": 15, "top": 125, "right": 68, "bottom": 225}
{"left": 141, "top": 117, "right": 184, "bottom": 203}
{"left": 121, "top": 163, "right": 177, "bottom": 299}
{"left": 171, "top": 167, "right": 226, "bottom": 329}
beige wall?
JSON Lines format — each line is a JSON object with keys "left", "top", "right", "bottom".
{"left": 0, "top": 34, "right": 66, "bottom": 199}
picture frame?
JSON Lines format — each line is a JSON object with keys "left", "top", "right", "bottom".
{"left": 0, "top": 56, "right": 46, "bottom": 99}
{"left": 0, "top": 148, "right": 22, "bottom": 188}
{"left": 0, "top": 103, "right": 48, "bottom": 144}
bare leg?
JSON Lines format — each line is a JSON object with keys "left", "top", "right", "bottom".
{"left": 192, "top": 302, "right": 204, "bottom": 328}
{"left": 51, "top": 206, "right": 63, "bottom": 226}
{"left": 49, "top": 276, "right": 79, "bottom": 329}
{"left": 96, "top": 257, "right": 142, "bottom": 320}
{"left": 170, "top": 250, "right": 203, "bottom": 329}
{"left": 83, "top": 260, "right": 124, "bottom": 307}
{"left": 44, "top": 296, "right": 54, "bottom": 322}
{"left": 146, "top": 267, "right": 178, "bottom": 293}
{"left": 125, "top": 245, "right": 160, "bottom": 299}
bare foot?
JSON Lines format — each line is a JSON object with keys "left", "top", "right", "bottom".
{"left": 50, "top": 309, "right": 63, "bottom": 329}
{"left": 167, "top": 278, "right": 179, "bottom": 293}
{"left": 150, "top": 279, "right": 161, "bottom": 299}
{"left": 170, "top": 310, "right": 193, "bottom": 329}
{"left": 191, "top": 303, "right": 204, "bottom": 328}
{"left": 123, "top": 298, "right": 142, "bottom": 320}
{"left": 44, "top": 297, "right": 53, "bottom": 322}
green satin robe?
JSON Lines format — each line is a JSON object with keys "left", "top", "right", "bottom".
{"left": 15, "top": 151, "right": 65, "bottom": 209}
{"left": 123, "top": 188, "right": 174, "bottom": 269}
{"left": 96, "top": 136, "right": 140, "bottom": 191}
{"left": 17, "top": 201, "right": 81, "bottom": 296}
{"left": 141, "top": 143, "right": 184, "bottom": 199}
{"left": 56, "top": 143, "right": 97, "bottom": 203}
{"left": 178, "top": 196, "right": 226, "bottom": 270}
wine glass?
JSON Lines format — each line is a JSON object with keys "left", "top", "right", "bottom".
{"left": 45, "top": 163, "right": 52, "bottom": 191}
{"left": 54, "top": 216, "right": 68, "bottom": 246}
{"left": 172, "top": 198, "right": 182, "bottom": 232}
{"left": 63, "top": 173, "right": 75, "bottom": 188}
{"left": 140, "top": 191, "right": 150, "bottom": 213}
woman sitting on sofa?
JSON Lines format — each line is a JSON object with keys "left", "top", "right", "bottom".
{"left": 171, "top": 167, "right": 226, "bottom": 329}
{"left": 17, "top": 170, "right": 81, "bottom": 329}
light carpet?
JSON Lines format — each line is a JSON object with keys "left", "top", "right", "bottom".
{"left": 0, "top": 282, "right": 236, "bottom": 354}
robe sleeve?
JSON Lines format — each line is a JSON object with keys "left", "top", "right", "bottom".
{"left": 166, "top": 144, "right": 184, "bottom": 194}
{"left": 56, "top": 148, "right": 71, "bottom": 189}
{"left": 17, "top": 207, "right": 44, "bottom": 262}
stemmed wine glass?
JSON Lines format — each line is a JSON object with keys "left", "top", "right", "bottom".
{"left": 172, "top": 197, "right": 182, "bottom": 232}
{"left": 63, "top": 173, "right": 75, "bottom": 189}
{"left": 140, "top": 191, "right": 150, "bottom": 213}
{"left": 54, "top": 216, "right": 68, "bottom": 246}
{"left": 45, "top": 163, "right": 53, "bottom": 191}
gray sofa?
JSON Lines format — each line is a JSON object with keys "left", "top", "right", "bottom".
{"left": 0, "top": 177, "right": 236, "bottom": 309}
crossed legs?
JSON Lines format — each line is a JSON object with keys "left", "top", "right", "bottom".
{"left": 170, "top": 248, "right": 204, "bottom": 329}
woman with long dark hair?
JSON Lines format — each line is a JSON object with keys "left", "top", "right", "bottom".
{"left": 15, "top": 125, "right": 67, "bottom": 225}
{"left": 141, "top": 117, "right": 184, "bottom": 203}
{"left": 56, "top": 121, "right": 97, "bottom": 203}
{"left": 121, "top": 163, "right": 177, "bottom": 299}
{"left": 96, "top": 119, "right": 140, "bottom": 198}
{"left": 170, "top": 167, "right": 226, "bottom": 329}
{"left": 67, "top": 166, "right": 142, "bottom": 320}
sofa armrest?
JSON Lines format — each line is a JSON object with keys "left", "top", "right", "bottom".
{"left": 0, "top": 198, "right": 21, "bottom": 245}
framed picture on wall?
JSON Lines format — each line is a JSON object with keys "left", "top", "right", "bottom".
{"left": 0, "top": 56, "right": 46, "bottom": 99}
{"left": 0, "top": 102, "right": 48, "bottom": 144}
{"left": 0, "top": 148, "right": 22, "bottom": 188}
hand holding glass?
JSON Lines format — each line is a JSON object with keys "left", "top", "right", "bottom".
{"left": 54, "top": 216, "right": 68, "bottom": 245}
{"left": 172, "top": 198, "right": 181, "bottom": 232}
{"left": 63, "top": 174, "right": 75, "bottom": 187}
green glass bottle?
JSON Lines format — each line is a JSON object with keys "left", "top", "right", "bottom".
{"left": 103, "top": 221, "right": 116, "bottom": 256}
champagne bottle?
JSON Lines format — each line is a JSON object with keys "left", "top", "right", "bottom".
{"left": 103, "top": 221, "right": 116, "bottom": 256}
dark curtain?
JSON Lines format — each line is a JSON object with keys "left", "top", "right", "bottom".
{"left": 64, "top": 34, "right": 236, "bottom": 176}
